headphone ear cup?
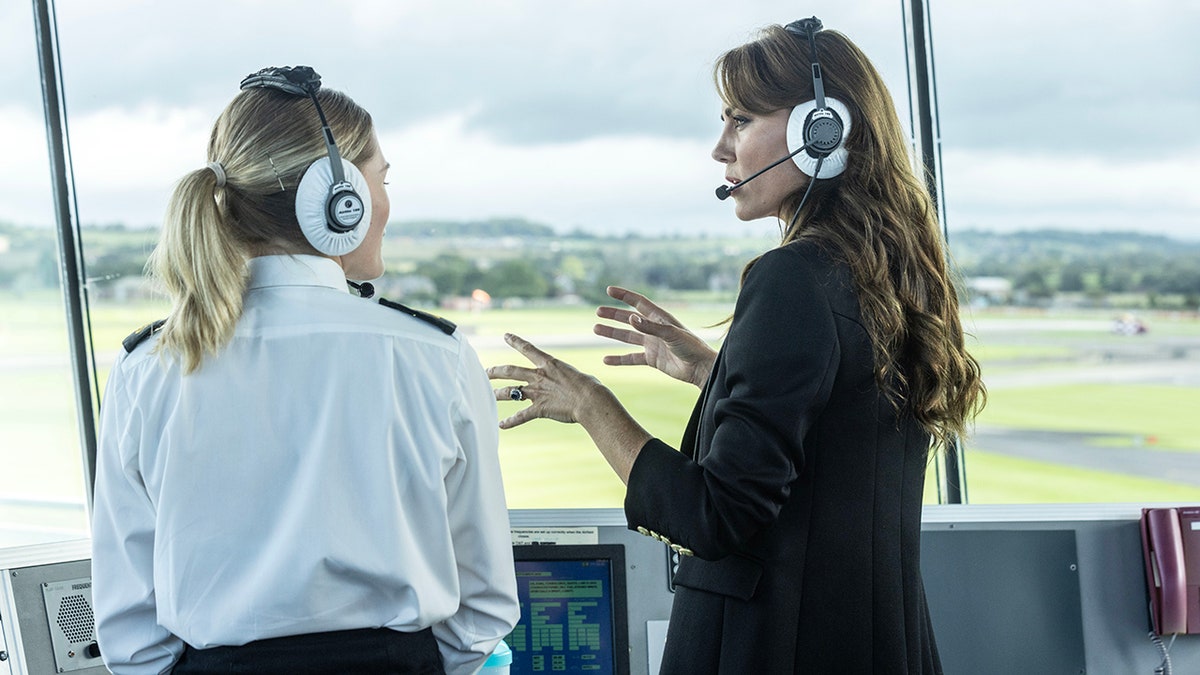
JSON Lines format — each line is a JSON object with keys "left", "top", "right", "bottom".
{"left": 295, "top": 157, "right": 372, "bottom": 256}
{"left": 787, "top": 97, "right": 852, "bottom": 178}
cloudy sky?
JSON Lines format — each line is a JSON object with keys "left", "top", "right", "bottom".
{"left": 2, "top": 0, "right": 1197, "bottom": 240}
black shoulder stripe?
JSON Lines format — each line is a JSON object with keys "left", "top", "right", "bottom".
{"left": 122, "top": 319, "right": 167, "bottom": 353}
{"left": 378, "top": 298, "right": 457, "bottom": 335}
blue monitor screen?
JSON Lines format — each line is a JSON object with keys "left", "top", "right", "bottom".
{"left": 508, "top": 545, "right": 629, "bottom": 674}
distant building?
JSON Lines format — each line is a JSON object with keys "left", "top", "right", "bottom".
{"left": 441, "top": 289, "right": 492, "bottom": 312}
{"left": 966, "top": 276, "right": 1013, "bottom": 306}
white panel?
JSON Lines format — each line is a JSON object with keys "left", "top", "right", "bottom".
{"left": 0, "top": 569, "right": 24, "bottom": 675}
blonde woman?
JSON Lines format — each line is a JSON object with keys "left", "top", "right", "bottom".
{"left": 489, "top": 19, "right": 984, "bottom": 674}
{"left": 91, "top": 67, "right": 517, "bottom": 675}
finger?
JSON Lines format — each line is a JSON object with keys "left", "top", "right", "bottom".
{"left": 629, "top": 313, "right": 680, "bottom": 338}
{"left": 602, "top": 352, "right": 649, "bottom": 367}
{"left": 595, "top": 306, "right": 639, "bottom": 325}
{"left": 606, "top": 285, "right": 647, "bottom": 305}
{"left": 493, "top": 385, "right": 528, "bottom": 402}
{"left": 504, "top": 333, "right": 554, "bottom": 367}
{"left": 606, "top": 286, "right": 654, "bottom": 315}
{"left": 487, "top": 364, "right": 538, "bottom": 382}
{"left": 498, "top": 406, "right": 539, "bottom": 430}
{"left": 607, "top": 286, "right": 681, "bottom": 326}
{"left": 593, "top": 323, "right": 645, "bottom": 346}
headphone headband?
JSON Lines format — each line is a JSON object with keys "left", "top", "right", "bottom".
{"left": 240, "top": 66, "right": 348, "bottom": 187}
{"left": 237, "top": 66, "right": 367, "bottom": 250}
{"left": 784, "top": 17, "right": 828, "bottom": 112}
{"left": 786, "top": 16, "right": 822, "bottom": 32}
{"left": 240, "top": 66, "right": 321, "bottom": 97}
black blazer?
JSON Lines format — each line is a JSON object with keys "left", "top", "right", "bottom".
{"left": 625, "top": 240, "right": 942, "bottom": 674}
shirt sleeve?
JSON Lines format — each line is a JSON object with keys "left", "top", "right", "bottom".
{"left": 624, "top": 245, "right": 842, "bottom": 560}
{"left": 432, "top": 339, "right": 520, "bottom": 675}
{"left": 91, "top": 354, "right": 185, "bottom": 675}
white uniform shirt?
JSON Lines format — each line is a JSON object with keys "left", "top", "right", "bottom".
{"left": 91, "top": 255, "right": 518, "bottom": 675}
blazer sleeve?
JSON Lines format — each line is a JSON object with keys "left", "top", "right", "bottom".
{"left": 624, "top": 245, "right": 842, "bottom": 560}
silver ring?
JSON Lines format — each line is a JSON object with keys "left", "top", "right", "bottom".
{"left": 510, "top": 386, "right": 525, "bottom": 401}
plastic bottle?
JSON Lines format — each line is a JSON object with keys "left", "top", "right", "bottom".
{"left": 480, "top": 640, "right": 512, "bottom": 675}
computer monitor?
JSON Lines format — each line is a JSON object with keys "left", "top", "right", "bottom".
{"left": 508, "top": 544, "right": 630, "bottom": 674}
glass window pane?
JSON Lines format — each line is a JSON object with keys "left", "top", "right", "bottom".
{"left": 50, "top": 2, "right": 917, "bottom": 510}
{"left": 0, "top": 3, "right": 89, "bottom": 546}
{"left": 930, "top": 2, "right": 1200, "bottom": 503}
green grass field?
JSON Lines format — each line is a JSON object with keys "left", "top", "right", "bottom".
{"left": 3, "top": 292, "right": 1200, "bottom": 533}
{"left": 979, "top": 384, "right": 1200, "bottom": 450}
{"left": 964, "top": 450, "right": 1200, "bottom": 503}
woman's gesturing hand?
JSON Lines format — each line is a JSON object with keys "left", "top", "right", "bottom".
{"left": 488, "top": 333, "right": 652, "bottom": 483}
{"left": 594, "top": 286, "right": 718, "bottom": 388}
{"left": 487, "top": 333, "right": 606, "bottom": 430}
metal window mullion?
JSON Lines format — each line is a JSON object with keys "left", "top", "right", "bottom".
{"left": 32, "top": 0, "right": 98, "bottom": 511}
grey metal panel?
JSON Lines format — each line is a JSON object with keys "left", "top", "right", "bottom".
{"left": 922, "top": 509, "right": 1200, "bottom": 675}
{"left": 40, "top": 577, "right": 102, "bottom": 672}
{"left": 8, "top": 560, "right": 107, "bottom": 675}
{"left": 921, "top": 528, "right": 1086, "bottom": 675}
{"left": 597, "top": 525, "right": 674, "bottom": 675}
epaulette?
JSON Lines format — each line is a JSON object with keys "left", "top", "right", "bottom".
{"left": 378, "top": 298, "right": 456, "bottom": 335}
{"left": 122, "top": 319, "right": 166, "bottom": 353}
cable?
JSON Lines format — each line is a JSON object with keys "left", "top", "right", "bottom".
{"left": 785, "top": 157, "right": 824, "bottom": 236}
{"left": 1150, "top": 631, "right": 1174, "bottom": 675}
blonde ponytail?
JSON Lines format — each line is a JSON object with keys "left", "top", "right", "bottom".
{"left": 149, "top": 168, "right": 247, "bottom": 374}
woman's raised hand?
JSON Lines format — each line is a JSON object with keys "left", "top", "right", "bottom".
{"left": 488, "top": 333, "right": 651, "bottom": 483}
{"left": 594, "top": 286, "right": 717, "bottom": 388}
{"left": 487, "top": 334, "right": 607, "bottom": 429}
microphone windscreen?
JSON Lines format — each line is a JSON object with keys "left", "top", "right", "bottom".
{"left": 359, "top": 282, "right": 375, "bottom": 299}
{"left": 715, "top": 185, "right": 731, "bottom": 201}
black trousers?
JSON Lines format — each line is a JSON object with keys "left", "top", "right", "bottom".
{"left": 171, "top": 627, "right": 444, "bottom": 675}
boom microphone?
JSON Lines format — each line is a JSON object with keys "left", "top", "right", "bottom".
{"left": 715, "top": 141, "right": 813, "bottom": 200}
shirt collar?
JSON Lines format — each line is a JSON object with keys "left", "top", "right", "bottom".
{"left": 246, "top": 255, "right": 349, "bottom": 293}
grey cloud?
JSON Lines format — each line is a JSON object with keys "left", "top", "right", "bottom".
{"left": 4, "top": 0, "right": 1196, "bottom": 162}
{"left": 923, "top": 1, "right": 1200, "bottom": 159}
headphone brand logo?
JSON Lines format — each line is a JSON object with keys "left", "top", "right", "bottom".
{"left": 333, "top": 197, "right": 364, "bottom": 227}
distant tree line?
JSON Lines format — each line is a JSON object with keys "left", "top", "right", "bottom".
{"left": 2, "top": 220, "right": 1198, "bottom": 309}
{"left": 402, "top": 245, "right": 743, "bottom": 304}
{"left": 949, "top": 229, "right": 1200, "bottom": 307}
{"left": 389, "top": 218, "right": 557, "bottom": 239}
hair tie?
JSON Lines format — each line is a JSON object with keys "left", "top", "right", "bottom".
{"left": 207, "top": 161, "right": 227, "bottom": 188}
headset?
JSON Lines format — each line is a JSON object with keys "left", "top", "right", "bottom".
{"left": 784, "top": 17, "right": 851, "bottom": 180}
{"left": 714, "top": 16, "right": 851, "bottom": 217}
{"left": 239, "top": 66, "right": 371, "bottom": 256}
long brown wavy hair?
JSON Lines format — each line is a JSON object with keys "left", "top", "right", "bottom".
{"left": 716, "top": 25, "right": 985, "bottom": 447}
